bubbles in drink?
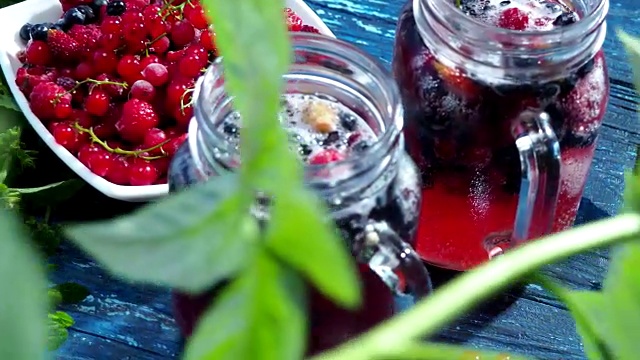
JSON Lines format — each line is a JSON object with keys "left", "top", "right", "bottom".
{"left": 216, "top": 94, "right": 377, "bottom": 164}
{"left": 460, "top": 0, "right": 577, "bottom": 31}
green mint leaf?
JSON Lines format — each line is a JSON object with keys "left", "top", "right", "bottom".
{"left": 65, "top": 175, "right": 259, "bottom": 292}
{"left": 184, "top": 250, "right": 306, "bottom": 360}
{"left": 25, "top": 218, "right": 64, "bottom": 256}
{"left": 266, "top": 188, "right": 361, "bottom": 309}
{"left": 0, "top": 209, "right": 48, "bottom": 359}
{"left": 11, "top": 179, "right": 84, "bottom": 206}
{"left": 532, "top": 275, "right": 613, "bottom": 359}
{"left": 598, "top": 241, "right": 640, "bottom": 359}
{"left": 47, "top": 322, "right": 68, "bottom": 351}
{"left": 618, "top": 31, "right": 640, "bottom": 99}
{"left": 0, "top": 78, "right": 19, "bottom": 112}
{"left": 201, "top": 0, "right": 297, "bottom": 191}
{"left": 53, "top": 283, "right": 90, "bottom": 304}
{"left": 49, "top": 311, "right": 74, "bottom": 328}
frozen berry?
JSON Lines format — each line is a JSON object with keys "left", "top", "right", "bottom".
{"left": 339, "top": 112, "right": 357, "bottom": 131}
{"left": 130, "top": 80, "right": 156, "bottom": 102}
{"left": 106, "top": 0, "right": 126, "bottom": 16}
{"left": 553, "top": 12, "right": 578, "bottom": 26}
{"left": 142, "top": 63, "right": 169, "bottom": 86}
{"left": 497, "top": 8, "right": 529, "bottom": 30}
{"left": 309, "top": 149, "right": 345, "bottom": 165}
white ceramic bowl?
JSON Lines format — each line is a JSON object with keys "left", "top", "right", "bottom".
{"left": 0, "top": 0, "right": 335, "bottom": 202}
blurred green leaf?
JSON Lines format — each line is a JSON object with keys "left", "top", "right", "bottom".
{"left": 266, "top": 188, "right": 361, "bottom": 309}
{"left": 184, "top": 250, "right": 306, "bottom": 360}
{"left": 49, "top": 311, "right": 74, "bottom": 328}
{"left": 378, "top": 342, "right": 530, "bottom": 360}
{"left": 47, "top": 323, "right": 68, "bottom": 351}
{"left": 0, "top": 209, "right": 48, "bottom": 360}
{"left": 65, "top": 175, "right": 258, "bottom": 292}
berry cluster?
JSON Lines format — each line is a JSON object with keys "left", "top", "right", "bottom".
{"left": 16, "top": 0, "right": 320, "bottom": 186}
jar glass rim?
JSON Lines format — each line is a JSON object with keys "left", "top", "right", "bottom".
{"left": 418, "top": 0, "right": 609, "bottom": 44}
{"left": 193, "top": 33, "right": 404, "bottom": 175}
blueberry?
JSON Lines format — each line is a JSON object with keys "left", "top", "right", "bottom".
{"left": 323, "top": 131, "right": 341, "bottom": 145}
{"left": 51, "top": 19, "right": 68, "bottom": 31}
{"left": 29, "top": 23, "right": 50, "bottom": 42}
{"left": 106, "top": 0, "right": 126, "bottom": 16}
{"left": 90, "top": 0, "right": 108, "bottom": 12}
{"left": 351, "top": 140, "right": 371, "bottom": 152}
{"left": 299, "top": 143, "right": 312, "bottom": 156}
{"left": 553, "top": 12, "right": 578, "bottom": 26}
{"left": 500, "top": 0, "right": 511, "bottom": 5}
{"left": 576, "top": 57, "right": 595, "bottom": 79}
{"left": 561, "top": 130, "right": 598, "bottom": 148}
{"left": 544, "top": 2, "right": 562, "bottom": 11}
{"left": 19, "top": 23, "right": 33, "bottom": 43}
{"left": 222, "top": 122, "right": 239, "bottom": 136}
{"left": 64, "top": 8, "right": 86, "bottom": 25}
{"left": 339, "top": 112, "right": 357, "bottom": 131}
{"left": 76, "top": 5, "right": 96, "bottom": 23}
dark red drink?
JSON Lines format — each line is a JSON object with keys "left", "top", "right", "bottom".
{"left": 393, "top": 0, "right": 609, "bottom": 270}
{"left": 169, "top": 34, "right": 432, "bottom": 355}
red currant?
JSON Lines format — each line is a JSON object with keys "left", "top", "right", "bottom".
{"left": 130, "top": 80, "right": 156, "bottom": 102}
{"left": 142, "top": 63, "right": 169, "bottom": 86}
{"left": 128, "top": 160, "right": 159, "bottom": 185}
{"left": 84, "top": 89, "right": 111, "bottom": 116}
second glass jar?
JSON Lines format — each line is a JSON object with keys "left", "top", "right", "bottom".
{"left": 392, "top": 0, "right": 610, "bottom": 270}
{"left": 168, "top": 33, "right": 432, "bottom": 355}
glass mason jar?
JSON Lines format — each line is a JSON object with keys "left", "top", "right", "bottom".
{"left": 168, "top": 33, "right": 432, "bottom": 355}
{"left": 392, "top": 0, "right": 610, "bottom": 271}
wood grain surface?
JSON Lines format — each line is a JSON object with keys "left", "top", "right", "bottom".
{"left": 50, "top": 0, "right": 640, "bottom": 359}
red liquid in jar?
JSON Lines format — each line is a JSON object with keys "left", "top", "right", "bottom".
{"left": 393, "top": 0, "right": 609, "bottom": 270}
{"left": 173, "top": 265, "right": 394, "bottom": 355}
{"left": 168, "top": 94, "right": 421, "bottom": 354}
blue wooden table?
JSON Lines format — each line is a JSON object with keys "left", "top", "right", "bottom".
{"left": 50, "top": 0, "right": 640, "bottom": 358}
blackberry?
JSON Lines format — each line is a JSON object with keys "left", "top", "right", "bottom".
{"left": 553, "top": 12, "right": 578, "bottom": 26}
{"left": 323, "top": 131, "right": 340, "bottom": 145}
{"left": 338, "top": 112, "right": 357, "bottom": 131}
{"left": 351, "top": 140, "right": 371, "bottom": 153}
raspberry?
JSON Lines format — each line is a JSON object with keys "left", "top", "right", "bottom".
{"left": 285, "top": 7, "right": 303, "bottom": 31}
{"left": 67, "top": 24, "right": 102, "bottom": 56}
{"left": 497, "top": 8, "right": 530, "bottom": 31}
{"left": 309, "top": 149, "right": 345, "bottom": 165}
{"left": 47, "top": 29, "right": 81, "bottom": 61}
{"left": 299, "top": 25, "right": 321, "bottom": 34}
{"left": 25, "top": 41, "right": 52, "bottom": 66}
{"left": 29, "top": 82, "right": 72, "bottom": 120}
{"left": 116, "top": 98, "right": 160, "bottom": 142}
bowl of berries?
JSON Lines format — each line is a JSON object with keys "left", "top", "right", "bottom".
{"left": 0, "top": 0, "right": 333, "bottom": 201}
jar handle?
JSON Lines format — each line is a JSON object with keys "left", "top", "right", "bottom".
{"left": 510, "top": 109, "right": 562, "bottom": 246}
{"left": 355, "top": 221, "right": 432, "bottom": 298}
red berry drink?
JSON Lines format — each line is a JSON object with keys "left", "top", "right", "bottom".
{"left": 393, "top": 0, "right": 609, "bottom": 270}
{"left": 169, "top": 35, "right": 432, "bottom": 355}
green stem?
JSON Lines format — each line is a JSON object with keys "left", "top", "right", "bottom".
{"left": 369, "top": 341, "right": 529, "bottom": 360}
{"left": 310, "top": 213, "right": 640, "bottom": 360}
